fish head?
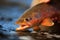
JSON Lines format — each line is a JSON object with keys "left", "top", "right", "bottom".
{"left": 15, "top": 7, "right": 40, "bottom": 31}
{"left": 16, "top": 17, "right": 33, "bottom": 31}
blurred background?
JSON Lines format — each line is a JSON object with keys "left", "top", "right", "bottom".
{"left": 0, "top": 0, "right": 32, "bottom": 31}
{"left": 0, "top": 0, "right": 32, "bottom": 40}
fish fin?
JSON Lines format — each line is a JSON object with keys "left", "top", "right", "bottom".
{"left": 41, "top": 18, "right": 54, "bottom": 26}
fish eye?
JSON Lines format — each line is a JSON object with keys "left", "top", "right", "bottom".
{"left": 25, "top": 18, "right": 32, "bottom": 21}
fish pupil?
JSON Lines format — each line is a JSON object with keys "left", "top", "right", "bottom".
{"left": 26, "top": 19, "right": 29, "bottom": 21}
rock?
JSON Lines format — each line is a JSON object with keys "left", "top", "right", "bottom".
{"left": 6, "top": 18, "right": 13, "bottom": 21}
{"left": 0, "top": 25, "right": 3, "bottom": 28}
{"left": 0, "top": 17, "right": 4, "bottom": 21}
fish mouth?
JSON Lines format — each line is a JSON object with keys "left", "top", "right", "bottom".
{"left": 16, "top": 24, "right": 31, "bottom": 31}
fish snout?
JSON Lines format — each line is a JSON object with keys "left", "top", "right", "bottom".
{"left": 16, "top": 26, "right": 29, "bottom": 31}
{"left": 16, "top": 23, "right": 31, "bottom": 31}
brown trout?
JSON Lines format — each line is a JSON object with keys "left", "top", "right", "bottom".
{"left": 15, "top": 3, "right": 60, "bottom": 32}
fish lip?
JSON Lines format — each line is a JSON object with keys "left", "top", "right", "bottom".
{"left": 16, "top": 25, "right": 30, "bottom": 31}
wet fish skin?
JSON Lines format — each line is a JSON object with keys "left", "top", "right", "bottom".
{"left": 16, "top": 3, "right": 60, "bottom": 32}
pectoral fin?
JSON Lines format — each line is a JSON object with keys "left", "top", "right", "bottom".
{"left": 41, "top": 18, "right": 54, "bottom": 26}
